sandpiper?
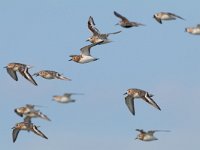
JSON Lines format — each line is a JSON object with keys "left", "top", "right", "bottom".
{"left": 153, "top": 12, "right": 184, "bottom": 24}
{"left": 33, "top": 70, "right": 71, "bottom": 80}
{"left": 185, "top": 24, "right": 200, "bottom": 35}
{"left": 69, "top": 41, "right": 103, "bottom": 64}
{"left": 87, "top": 16, "right": 121, "bottom": 44}
{"left": 114, "top": 11, "right": 145, "bottom": 28}
{"left": 123, "top": 88, "right": 161, "bottom": 115}
{"left": 4, "top": 62, "right": 37, "bottom": 86}
{"left": 53, "top": 92, "right": 83, "bottom": 103}
{"left": 135, "top": 129, "right": 170, "bottom": 141}
{"left": 14, "top": 104, "right": 51, "bottom": 121}
{"left": 12, "top": 121, "right": 48, "bottom": 142}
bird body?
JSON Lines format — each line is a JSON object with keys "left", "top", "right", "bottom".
{"left": 87, "top": 16, "right": 121, "bottom": 44}
{"left": 114, "top": 11, "right": 145, "bottom": 28}
{"left": 124, "top": 88, "right": 161, "bottom": 115}
{"left": 33, "top": 70, "right": 71, "bottom": 80}
{"left": 4, "top": 62, "right": 37, "bottom": 86}
{"left": 12, "top": 122, "right": 48, "bottom": 142}
{"left": 69, "top": 42, "right": 102, "bottom": 64}
{"left": 153, "top": 12, "right": 184, "bottom": 24}
{"left": 53, "top": 93, "right": 82, "bottom": 103}
{"left": 185, "top": 24, "right": 200, "bottom": 35}
{"left": 135, "top": 129, "right": 170, "bottom": 141}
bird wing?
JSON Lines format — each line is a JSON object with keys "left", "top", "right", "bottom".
{"left": 80, "top": 41, "right": 102, "bottom": 56}
{"left": 114, "top": 11, "right": 129, "bottom": 21}
{"left": 19, "top": 67, "right": 38, "bottom": 86}
{"left": 125, "top": 95, "right": 135, "bottom": 115}
{"left": 32, "top": 126, "right": 48, "bottom": 139}
{"left": 141, "top": 92, "right": 161, "bottom": 111}
{"left": 12, "top": 128, "right": 20, "bottom": 143}
{"left": 167, "top": 12, "right": 185, "bottom": 20}
{"left": 38, "top": 112, "right": 51, "bottom": 121}
{"left": 148, "top": 130, "right": 170, "bottom": 134}
{"left": 6, "top": 68, "right": 18, "bottom": 81}
{"left": 136, "top": 129, "right": 145, "bottom": 133}
{"left": 88, "top": 16, "right": 100, "bottom": 35}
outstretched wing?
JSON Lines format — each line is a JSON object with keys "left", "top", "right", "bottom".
{"left": 136, "top": 129, "right": 145, "bottom": 133}
{"left": 88, "top": 16, "right": 100, "bottom": 35}
{"left": 80, "top": 41, "right": 103, "bottom": 56}
{"left": 32, "top": 126, "right": 48, "bottom": 139}
{"left": 148, "top": 130, "right": 170, "bottom": 134}
{"left": 125, "top": 95, "right": 135, "bottom": 115}
{"left": 12, "top": 128, "right": 20, "bottom": 143}
{"left": 141, "top": 92, "right": 161, "bottom": 111}
{"left": 167, "top": 12, "right": 185, "bottom": 20}
{"left": 114, "top": 11, "right": 129, "bottom": 21}
{"left": 6, "top": 68, "right": 18, "bottom": 81}
{"left": 19, "top": 67, "right": 38, "bottom": 86}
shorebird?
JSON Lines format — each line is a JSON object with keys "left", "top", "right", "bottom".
{"left": 12, "top": 121, "right": 48, "bottom": 142}
{"left": 14, "top": 104, "right": 51, "bottom": 121}
{"left": 87, "top": 16, "right": 121, "bottom": 44}
{"left": 53, "top": 93, "right": 83, "bottom": 103}
{"left": 69, "top": 42, "right": 103, "bottom": 64}
{"left": 185, "top": 24, "right": 200, "bottom": 35}
{"left": 4, "top": 62, "right": 37, "bottom": 86}
{"left": 114, "top": 11, "right": 145, "bottom": 28}
{"left": 135, "top": 129, "right": 170, "bottom": 141}
{"left": 123, "top": 88, "right": 161, "bottom": 115}
{"left": 33, "top": 70, "right": 71, "bottom": 81}
{"left": 153, "top": 12, "right": 184, "bottom": 24}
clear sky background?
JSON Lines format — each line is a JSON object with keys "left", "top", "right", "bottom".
{"left": 0, "top": 0, "right": 200, "bottom": 149}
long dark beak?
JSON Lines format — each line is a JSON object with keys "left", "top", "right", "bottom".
{"left": 86, "top": 39, "right": 89, "bottom": 42}
{"left": 3, "top": 66, "right": 7, "bottom": 68}
{"left": 68, "top": 59, "right": 72, "bottom": 61}
{"left": 115, "top": 23, "right": 119, "bottom": 26}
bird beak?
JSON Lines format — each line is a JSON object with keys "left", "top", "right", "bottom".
{"left": 86, "top": 39, "right": 89, "bottom": 42}
{"left": 3, "top": 66, "right": 7, "bottom": 68}
{"left": 115, "top": 23, "right": 119, "bottom": 26}
{"left": 68, "top": 59, "right": 72, "bottom": 61}
{"left": 135, "top": 137, "right": 138, "bottom": 140}
{"left": 123, "top": 92, "right": 127, "bottom": 95}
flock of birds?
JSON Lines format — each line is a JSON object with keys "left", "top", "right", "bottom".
{"left": 4, "top": 10, "right": 199, "bottom": 143}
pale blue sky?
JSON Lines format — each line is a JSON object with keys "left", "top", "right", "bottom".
{"left": 0, "top": 0, "right": 200, "bottom": 149}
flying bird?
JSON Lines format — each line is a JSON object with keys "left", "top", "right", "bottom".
{"left": 69, "top": 42, "right": 103, "bottom": 64}
{"left": 4, "top": 62, "right": 37, "bottom": 86}
{"left": 135, "top": 129, "right": 170, "bottom": 141}
{"left": 185, "top": 24, "right": 200, "bottom": 35}
{"left": 114, "top": 11, "right": 145, "bottom": 28}
{"left": 87, "top": 16, "right": 121, "bottom": 44}
{"left": 123, "top": 88, "right": 161, "bottom": 115}
{"left": 53, "top": 92, "right": 83, "bottom": 103}
{"left": 153, "top": 12, "right": 184, "bottom": 24}
{"left": 12, "top": 121, "right": 48, "bottom": 143}
{"left": 33, "top": 70, "right": 71, "bottom": 81}
{"left": 14, "top": 104, "right": 51, "bottom": 121}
